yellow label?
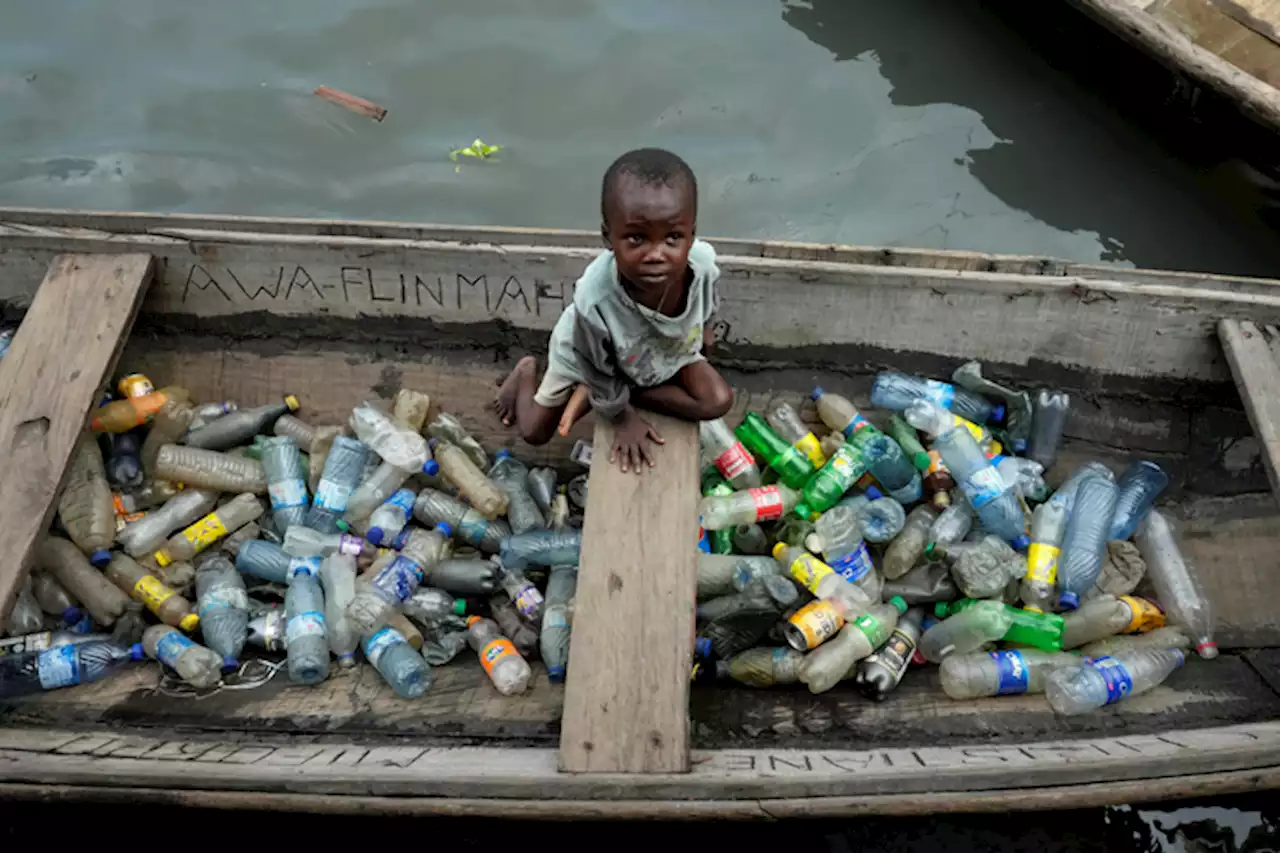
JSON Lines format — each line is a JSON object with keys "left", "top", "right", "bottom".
{"left": 1120, "top": 596, "right": 1166, "bottom": 633}
{"left": 1026, "top": 543, "right": 1060, "bottom": 584}
{"left": 787, "top": 600, "right": 844, "bottom": 649}
{"left": 479, "top": 638, "right": 519, "bottom": 676}
{"left": 788, "top": 553, "right": 834, "bottom": 594}
{"left": 794, "top": 433, "right": 827, "bottom": 469}
{"left": 182, "top": 512, "right": 229, "bottom": 553}
{"left": 133, "top": 575, "right": 176, "bottom": 612}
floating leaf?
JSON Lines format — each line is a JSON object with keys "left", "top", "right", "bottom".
{"left": 450, "top": 138, "right": 503, "bottom": 166}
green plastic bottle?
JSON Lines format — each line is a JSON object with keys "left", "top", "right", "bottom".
{"left": 938, "top": 598, "right": 1065, "bottom": 652}
{"left": 735, "top": 413, "right": 815, "bottom": 489}
{"left": 795, "top": 442, "right": 868, "bottom": 519}
{"left": 701, "top": 470, "right": 735, "bottom": 555}
{"left": 888, "top": 415, "right": 931, "bottom": 472}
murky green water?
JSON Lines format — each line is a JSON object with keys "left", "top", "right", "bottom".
{"left": 2, "top": 0, "right": 1279, "bottom": 274}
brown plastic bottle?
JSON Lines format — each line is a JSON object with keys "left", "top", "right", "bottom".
{"left": 35, "top": 537, "right": 132, "bottom": 626}
{"left": 141, "top": 397, "right": 195, "bottom": 475}
{"left": 923, "top": 449, "right": 955, "bottom": 510}
{"left": 104, "top": 553, "right": 199, "bottom": 632}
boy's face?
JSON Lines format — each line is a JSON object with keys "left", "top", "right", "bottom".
{"left": 603, "top": 175, "right": 696, "bottom": 294}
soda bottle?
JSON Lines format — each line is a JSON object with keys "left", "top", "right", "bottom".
{"left": 811, "top": 387, "right": 874, "bottom": 438}
{"left": 500, "top": 564, "right": 545, "bottom": 622}
{"left": 1057, "top": 475, "right": 1118, "bottom": 609}
{"left": 1134, "top": 509, "right": 1218, "bottom": 659}
{"left": 236, "top": 540, "right": 319, "bottom": 584}
{"left": 317, "top": 552, "right": 359, "bottom": 667}
{"left": 105, "top": 553, "right": 199, "bottom": 632}
{"left": 489, "top": 449, "right": 546, "bottom": 534}
{"left": 0, "top": 640, "right": 144, "bottom": 698}
{"left": 1061, "top": 594, "right": 1165, "bottom": 649}
{"left": 489, "top": 595, "right": 539, "bottom": 658}
{"left": 143, "top": 624, "right": 224, "bottom": 687}
{"left": 872, "top": 371, "right": 1002, "bottom": 424}
{"left": 284, "top": 558, "right": 329, "bottom": 685}
{"left": 940, "top": 649, "right": 1079, "bottom": 699}
{"left": 927, "top": 503, "right": 972, "bottom": 550}
{"left": 799, "top": 597, "right": 908, "bottom": 694}
{"left": 427, "top": 557, "right": 502, "bottom": 596}
{"left": 765, "top": 401, "right": 826, "bottom": 469}
{"left": 261, "top": 436, "right": 310, "bottom": 531}
{"left": 304, "top": 436, "right": 370, "bottom": 533}
{"left": 919, "top": 599, "right": 1012, "bottom": 662}
{"left": 853, "top": 607, "right": 925, "bottom": 700}
{"left": 91, "top": 388, "right": 187, "bottom": 433}
{"left": 883, "top": 414, "right": 928, "bottom": 469}
{"left": 362, "top": 626, "right": 433, "bottom": 698}
{"left": 699, "top": 418, "right": 763, "bottom": 490}
{"left": 1109, "top": 461, "right": 1169, "bottom": 540}
{"left": 58, "top": 437, "right": 116, "bottom": 566}
{"left": 154, "top": 445, "right": 268, "bottom": 494}
{"left": 939, "top": 598, "right": 1065, "bottom": 651}
{"left": 194, "top": 552, "right": 249, "bottom": 664}
{"left": 426, "top": 411, "right": 489, "bottom": 471}
{"left": 402, "top": 587, "right": 467, "bottom": 625}
{"left": 699, "top": 484, "right": 801, "bottom": 531}
{"left": 1027, "top": 390, "right": 1070, "bottom": 472}
{"left": 1021, "top": 499, "right": 1067, "bottom": 614}
{"left": 155, "top": 493, "right": 263, "bottom": 567}
{"left": 184, "top": 395, "right": 299, "bottom": 450}
{"left": 716, "top": 646, "right": 805, "bottom": 688}
{"left": 117, "top": 489, "right": 218, "bottom": 557}
{"left": 349, "top": 404, "right": 435, "bottom": 473}
{"left": 391, "top": 388, "right": 432, "bottom": 433}
{"left": 923, "top": 450, "right": 956, "bottom": 510}
{"left": 364, "top": 488, "right": 417, "bottom": 546}
{"left": 732, "top": 523, "right": 771, "bottom": 555}
{"left": 467, "top": 615, "right": 532, "bottom": 695}
{"left": 734, "top": 413, "right": 815, "bottom": 489}
{"left": 346, "top": 524, "right": 452, "bottom": 636}
{"left": 283, "top": 526, "right": 376, "bottom": 563}
{"left": 1080, "top": 625, "right": 1191, "bottom": 658}
{"left": 1045, "top": 648, "right": 1186, "bottom": 714}
{"left": 542, "top": 565, "right": 577, "bottom": 682}
{"left": 935, "top": 427, "right": 1028, "bottom": 548}
{"left": 413, "top": 488, "right": 511, "bottom": 553}
{"left": 813, "top": 505, "right": 879, "bottom": 600}
{"left": 794, "top": 443, "right": 866, "bottom": 518}
{"left": 35, "top": 537, "right": 131, "bottom": 627}
{"left": 883, "top": 504, "right": 937, "bottom": 579}
{"left": 430, "top": 438, "right": 509, "bottom": 519}
{"left": 498, "top": 529, "right": 582, "bottom": 570}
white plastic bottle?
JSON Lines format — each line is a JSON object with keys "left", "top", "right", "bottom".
{"left": 466, "top": 616, "right": 531, "bottom": 695}
{"left": 1134, "top": 510, "right": 1218, "bottom": 659}
{"left": 1045, "top": 648, "right": 1186, "bottom": 715}
{"left": 285, "top": 559, "right": 330, "bottom": 685}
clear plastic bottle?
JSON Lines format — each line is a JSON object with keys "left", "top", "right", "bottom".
{"left": 272, "top": 412, "right": 315, "bottom": 448}
{"left": 903, "top": 400, "right": 993, "bottom": 449}
{"left": 5, "top": 578, "right": 44, "bottom": 636}
{"left": 490, "top": 595, "right": 539, "bottom": 658}
{"left": 716, "top": 647, "right": 806, "bottom": 687}
{"left": 105, "top": 553, "right": 199, "bottom": 632}
{"left": 346, "top": 524, "right": 453, "bottom": 636}
{"left": 155, "top": 493, "right": 263, "bottom": 567}
{"left": 91, "top": 388, "right": 187, "bottom": 433}
{"left": 1109, "top": 461, "right": 1169, "bottom": 541}
{"left": 1134, "top": 509, "right": 1218, "bottom": 659}
{"left": 304, "top": 436, "right": 371, "bottom": 533}
{"left": 0, "top": 640, "right": 144, "bottom": 698}
{"left": 1057, "top": 475, "right": 1118, "bottom": 609}
{"left": 699, "top": 484, "right": 801, "bottom": 531}
{"left": 811, "top": 387, "right": 875, "bottom": 438}
{"left": 112, "top": 480, "right": 183, "bottom": 516}
{"left": 1027, "top": 390, "right": 1070, "bottom": 472}
{"left": 799, "top": 598, "right": 908, "bottom": 694}
{"left": 883, "top": 504, "right": 937, "bottom": 579}
{"left": 699, "top": 418, "right": 763, "bottom": 490}
{"left": 765, "top": 401, "right": 826, "bottom": 469}
{"left": 1061, "top": 594, "right": 1165, "bottom": 649}
{"left": 364, "top": 488, "right": 417, "bottom": 546}
{"left": 36, "top": 537, "right": 131, "bottom": 627}
{"left": 102, "top": 432, "right": 145, "bottom": 488}
{"left": 31, "top": 571, "right": 80, "bottom": 622}
{"left": 0, "top": 627, "right": 110, "bottom": 657}
{"left": 940, "top": 649, "right": 1079, "bottom": 699}
{"left": 994, "top": 455, "right": 1048, "bottom": 502}
{"left": 1018, "top": 503, "right": 1064, "bottom": 614}
{"left": 527, "top": 468, "right": 557, "bottom": 514}
{"left": 813, "top": 505, "right": 880, "bottom": 600}
{"left": 154, "top": 444, "right": 267, "bottom": 494}
{"left": 431, "top": 438, "right": 508, "bottom": 519}
{"left": 402, "top": 587, "right": 467, "bottom": 625}
{"left": 499, "top": 565, "right": 545, "bottom": 622}
{"left": 489, "top": 450, "right": 546, "bottom": 534}
{"left": 195, "top": 552, "right": 249, "bottom": 664}
{"left": 541, "top": 565, "right": 577, "bottom": 682}
{"left": 184, "top": 395, "right": 299, "bottom": 450}
{"left": 362, "top": 626, "right": 433, "bottom": 698}
{"left": 1052, "top": 462, "right": 1115, "bottom": 514}
{"left": 236, "top": 540, "right": 319, "bottom": 584}
{"left": 872, "top": 371, "right": 1001, "bottom": 424}
{"left": 935, "top": 427, "right": 1028, "bottom": 548}
{"left": 283, "top": 526, "right": 376, "bottom": 563}
{"left": 498, "top": 529, "right": 582, "bottom": 570}
{"left": 853, "top": 607, "right": 926, "bottom": 700}
{"left": 413, "top": 489, "right": 511, "bottom": 553}
{"left": 143, "top": 624, "right": 223, "bottom": 688}
{"left": 426, "top": 411, "right": 489, "bottom": 472}
{"left": 1079, "top": 625, "right": 1191, "bottom": 658}
{"left": 306, "top": 425, "right": 343, "bottom": 494}
{"left": 350, "top": 404, "right": 435, "bottom": 473}
{"left": 247, "top": 609, "right": 287, "bottom": 652}
{"left": 1045, "top": 648, "right": 1186, "bottom": 714}
{"left": 190, "top": 401, "right": 237, "bottom": 431}
{"left": 58, "top": 437, "right": 116, "bottom": 566}
{"left": 842, "top": 488, "right": 907, "bottom": 543}
{"left": 344, "top": 461, "right": 414, "bottom": 527}
{"left": 117, "top": 488, "right": 219, "bottom": 557}
{"left": 261, "top": 436, "right": 310, "bottom": 531}
{"left": 285, "top": 559, "right": 329, "bottom": 685}
{"left": 928, "top": 503, "right": 973, "bottom": 550}
{"left": 427, "top": 557, "right": 502, "bottom": 596}
{"left": 919, "top": 599, "right": 1013, "bottom": 662}
{"left": 318, "top": 552, "right": 359, "bottom": 667}
{"left": 466, "top": 615, "right": 531, "bottom": 695}
{"left": 732, "top": 523, "right": 771, "bottom": 555}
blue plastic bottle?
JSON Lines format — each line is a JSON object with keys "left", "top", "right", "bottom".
{"left": 236, "top": 539, "right": 321, "bottom": 584}
{"left": 1109, "top": 461, "right": 1169, "bottom": 540}
{"left": 363, "top": 626, "right": 433, "bottom": 698}
{"left": 862, "top": 434, "right": 923, "bottom": 504}
{"left": 933, "top": 427, "right": 1028, "bottom": 549}
{"left": 871, "top": 371, "right": 1004, "bottom": 424}
{"left": 0, "top": 640, "right": 144, "bottom": 698}
{"left": 305, "top": 436, "right": 369, "bottom": 534}
{"left": 1058, "top": 475, "right": 1119, "bottom": 609}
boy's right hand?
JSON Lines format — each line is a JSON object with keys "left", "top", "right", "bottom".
{"left": 609, "top": 406, "right": 664, "bottom": 474}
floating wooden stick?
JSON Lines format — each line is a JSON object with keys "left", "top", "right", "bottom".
{"left": 314, "top": 86, "right": 387, "bottom": 122}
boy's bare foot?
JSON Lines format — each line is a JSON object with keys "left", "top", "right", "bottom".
{"left": 494, "top": 356, "right": 536, "bottom": 426}
{"left": 557, "top": 384, "right": 592, "bottom": 436}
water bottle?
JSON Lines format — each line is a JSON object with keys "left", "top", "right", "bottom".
{"left": 813, "top": 505, "right": 879, "bottom": 600}
{"left": 402, "top": 587, "right": 467, "bottom": 625}
{"left": 427, "top": 557, "right": 503, "bottom": 596}
{"left": 155, "top": 493, "right": 264, "bottom": 567}
{"left": 841, "top": 488, "right": 907, "bottom": 543}
{"left": 346, "top": 404, "right": 430, "bottom": 471}
{"left": 938, "top": 598, "right": 1065, "bottom": 651}
{"left": 1052, "top": 462, "right": 1115, "bottom": 513}
{"left": 919, "top": 599, "right": 1012, "bottom": 662}
{"left": 190, "top": 401, "right": 237, "bottom": 431}
{"left": 799, "top": 597, "right": 908, "bottom": 694}
{"left": 794, "top": 443, "right": 867, "bottom": 518}
{"left": 734, "top": 413, "right": 815, "bottom": 489}
{"left": 923, "top": 450, "right": 956, "bottom": 510}
{"left": 117, "top": 489, "right": 219, "bottom": 557}
{"left": 527, "top": 468, "right": 557, "bottom": 514}
{"left": 105, "top": 553, "right": 199, "bottom": 632}
{"left": 1061, "top": 594, "right": 1165, "bottom": 649}
{"left": 362, "top": 626, "right": 433, "bottom": 698}
{"left": 346, "top": 524, "right": 452, "bottom": 636}
{"left": 467, "top": 615, "right": 532, "bottom": 695}
{"left": 542, "top": 565, "right": 577, "bottom": 682}
{"left": 364, "top": 488, "right": 417, "bottom": 546}
{"left": 316, "top": 552, "right": 359, "bottom": 667}
{"left": 1080, "top": 625, "right": 1191, "bottom": 659}
{"left": 426, "top": 411, "right": 489, "bottom": 471}
{"left": 284, "top": 559, "right": 329, "bottom": 685}
{"left": 882, "top": 504, "right": 937, "bottom": 579}
{"left": 699, "top": 418, "right": 763, "bottom": 490}
{"left": 765, "top": 401, "right": 826, "bottom": 468}
{"left": 0, "top": 640, "right": 144, "bottom": 698}
{"left": 1027, "top": 390, "right": 1070, "bottom": 471}
{"left": 1057, "top": 475, "right": 1118, "bottom": 609}
{"left": 194, "top": 552, "right": 249, "bottom": 664}
{"left": 35, "top": 537, "right": 131, "bottom": 627}
{"left": 733, "top": 524, "right": 771, "bottom": 555}
{"left": 715, "top": 647, "right": 805, "bottom": 688}
{"left": 413, "top": 488, "right": 511, "bottom": 552}
{"left": 271, "top": 412, "right": 315, "bottom": 448}
{"left": 0, "top": 626, "right": 109, "bottom": 657}
{"left": 302, "top": 436, "right": 370, "bottom": 533}
{"left": 500, "top": 565, "right": 545, "bottom": 622}
{"left": 185, "top": 395, "right": 299, "bottom": 450}
{"left": 154, "top": 445, "right": 267, "bottom": 494}
{"left": 101, "top": 431, "right": 145, "bottom": 488}
{"left": 112, "top": 480, "right": 183, "bottom": 517}
{"left": 58, "top": 438, "right": 116, "bottom": 566}
{"left": 431, "top": 438, "right": 509, "bottom": 518}
{"left": 699, "top": 484, "right": 801, "bottom": 530}
{"left": 928, "top": 503, "right": 973, "bottom": 550}
{"left": 490, "top": 596, "right": 539, "bottom": 659}
{"left": 1134, "top": 509, "right": 1217, "bottom": 659}
{"left": 345, "top": 462, "right": 416, "bottom": 527}
{"left": 236, "top": 540, "right": 320, "bottom": 584}
{"left": 994, "top": 455, "right": 1048, "bottom": 502}
{"left": 940, "top": 649, "right": 1079, "bottom": 699}
{"left": 5, "top": 578, "right": 44, "bottom": 636}
{"left": 489, "top": 450, "right": 546, "bottom": 534}
{"left": 143, "top": 624, "right": 223, "bottom": 687}
{"left": 1020, "top": 499, "right": 1067, "bottom": 613}
{"left": 91, "top": 388, "right": 187, "bottom": 433}
{"left": 305, "top": 426, "right": 342, "bottom": 493}
{"left": 1109, "top": 461, "right": 1169, "bottom": 540}
{"left": 283, "top": 526, "right": 376, "bottom": 563}
{"left": 261, "top": 436, "right": 310, "bottom": 531}
{"left": 935, "top": 427, "right": 1028, "bottom": 548}
{"left": 853, "top": 607, "right": 925, "bottom": 700}
{"left": 30, "top": 571, "right": 79, "bottom": 623}
{"left": 872, "top": 370, "right": 1001, "bottom": 423}
{"left": 811, "top": 387, "right": 875, "bottom": 438}
{"left": 498, "top": 529, "right": 582, "bottom": 569}
{"left": 1045, "top": 648, "right": 1185, "bottom": 714}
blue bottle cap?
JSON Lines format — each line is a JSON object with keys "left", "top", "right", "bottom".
{"left": 547, "top": 665, "right": 566, "bottom": 682}
{"left": 221, "top": 657, "right": 240, "bottom": 672}
{"left": 1059, "top": 591, "right": 1080, "bottom": 611}
{"left": 810, "top": 386, "right": 825, "bottom": 401}
{"left": 695, "top": 637, "right": 713, "bottom": 659}
{"left": 1012, "top": 534, "right": 1031, "bottom": 551}
{"left": 865, "top": 486, "right": 884, "bottom": 500}
{"left": 128, "top": 643, "right": 145, "bottom": 661}
{"left": 436, "top": 522, "right": 453, "bottom": 538}
{"left": 367, "top": 526, "right": 385, "bottom": 545}
{"left": 992, "top": 403, "right": 1006, "bottom": 424}
{"left": 61, "top": 607, "right": 82, "bottom": 625}
{"left": 90, "top": 549, "right": 112, "bottom": 568}
{"left": 422, "top": 459, "right": 440, "bottom": 476}
{"left": 495, "top": 448, "right": 512, "bottom": 460}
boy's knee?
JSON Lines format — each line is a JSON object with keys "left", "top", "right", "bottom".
{"left": 520, "top": 422, "right": 555, "bottom": 446}
{"left": 704, "top": 382, "right": 734, "bottom": 419}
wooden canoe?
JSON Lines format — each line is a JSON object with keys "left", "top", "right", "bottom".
{"left": 0, "top": 207, "right": 1278, "bottom": 817}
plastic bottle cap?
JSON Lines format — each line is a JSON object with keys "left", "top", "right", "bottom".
{"left": 422, "top": 459, "right": 440, "bottom": 476}
{"left": 911, "top": 451, "right": 931, "bottom": 471}
{"left": 924, "top": 542, "right": 937, "bottom": 558}
{"left": 453, "top": 599, "right": 467, "bottom": 615}
{"left": 335, "top": 519, "right": 351, "bottom": 533}
{"left": 437, "top": 521, "right": 453, "bottom": 538}
{"left": 547, "top": 665, "right": 567, "bottom": 682}
{"left": 179, "top": 613, "right": 200, "bottom": 632}
{"left": 284, "top": 394, "right": 300, "bottom": 411}
{"left": 1011, "top": 534, "right": 1031, "bottom": 551}
{"left": 865, "top": 486, "right": 884, "bottom": 500}
{"left": 465, "top": 615, "right": 480, "bottom": 627}
{"left": 495, "top": 448, "right": 512, "bottom": 460}
{"left": 889, "top": 596, "right": 908, "bottom": 613}
{"left": 221, "top": 657, "right": 239, "bottom": 671}
{"left": 90, "top": 549, "right": 113, "bottom": 568}
{"left": 367, "top": 526, "right": 385, "bottom": 546}
{"left": 992, "top": 403, "right": 1006, "bottom": 424}
{"left": 154, "top": 550, "right": 172, "bottom": 568}
{"left": 771, "top": 542, "right": 787, "bottom": 560}
{"left": 128, "top": 643, "right": 145, "bottom": 661}
{"left": 62, "top": 607, "right": 81, "bottom": 625}
{"left": 934, "top": 602, "right": 951, "bottom": 618}
{"left": 810, "top": 386, "right": 825, "bottom": 401}
{"left": 1059, "top": 591, "right": 1080, "bottom": 611}
{"left": 695, "top": 637, "right": 713, "bottom": 659}
{"left": 794, "top": 503, "right": 811, "bottom": 520}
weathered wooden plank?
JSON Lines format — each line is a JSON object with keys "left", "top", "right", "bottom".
{"left": 1218, "top": 319, "right": 1280, "bottom": 500}
{"left": 1213, "top": 0, "right": 1280, "bottom": 46}
{"left": 0, "top": 253, "right": 152, "bottom": 620}
{"left": 559, "top": 413, "right": 700, "bottom": 774}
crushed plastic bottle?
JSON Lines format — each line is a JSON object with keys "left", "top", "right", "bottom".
{"left": 236, "top": 540, "right": 319, "bottom": 584}
{"left": 881, "top": 560, "right": 959, "bottom": 605}
{"left": 812, "top": 387, "right": 875, "bottom": 438}
{"left": 1109, "top": 461, "right": 1169, "bottom": 541}
{"left": 261, "top": 436, "right": 310, "bottom": 531}
{"left": 155, "top": 493, "right": 263, "bottom": 567}
{"left": 1134, "top": 509, "right": 1218, "bottom": 659}
{"left": 427, "top": 557, "right": 502, "bottom": 596}
{"left": 402, "top": 587, "right": 467, "bottom": 626}
{"left": 735, "top": 412, "right": 815, "bottom": 489}
{"left": 117, "top": 488, "right": 219, "bottom": 557}
{"left": 36, "top": 537, "right": 131, "bottom": 627}
{"left": 698, "top": 576, "right": 796, "bottom": 659}
{"left": 541, "top": 565, "right": 577, "bottom": 682}
{"left": 283, "top": 526, "right": 375, "bottom": 563}
{"left": 144, "top": 624, "right": 223, "bottom": 688}
{"left": 1061, "top": 594, "right": 1165, "bottom": 649}
{"left": 5, "top": 578, "right": 44, "bottom": 636}
{"left": 490, "top": 595, "right": 539, "bottom": 658}
{"left": 489, "top": 449, "right": 546, "bottom": 534}
{"left": 344, "top": 461, "right": 415, "bottom": 527}
{"left": 467, "top": 615, "right": 531, "bottom": 695}
{"left": 813, "top": 505, "right": 880, "bottom": 600}
{"left": 1052, "top": 462, "right": 1115, "bottom": 514}
{"left": 951, "top": 362, "right": 1032, "bottom": 446}
{"left": 285, "top": 557, "right": 329, "bottom": 685}
{"left": 105, "top": 553, "right": 199, "bottom": 632}
{"left": 1027, "top": 390, "right": 1070, "bottom": 472}
{"left": 799, "top": 598, "right": 908, "bottom": 694}
{"left": 346, "top": 524, "right": 452, "bottom": 636}
{"left": 699, "top": 418, "right": 763, "bottom": 490}
{"left": 431, "top": 438, "right": 508, "bottom": 518}
{"left": 716, "top": 647, "right": 806, "bottom": 688}
{"left": 364, "top": 488, "right": 417, "bottom": 546}
{"left": 903, "top": 399, "right": 993, "bottom": 449}
{"left": 154, "top": 444, "right": 268, "bottom": 494}
{"left": 499, "top": 529, "right": 582, "bottom": 570}
{"left": 994, "top": 454, "right": 1048, "bottom": 502}
{"left": 733, "top": 523, "right": 772, "bottom": 555}
{"left": 363, "top": 626, "right": 433, "bottom": 698}
{"left": 873, "top": 370, "right": 1001, "bottom": 423}
{"left": 935, "top": 427, "right": 1027, "bottom": 548}
{"left": 1021, "top": 500, "right": 1067, "bottom": 614}
{"left": 883, "top": 505, "right": 937, "bottom": 579}
{"left": 765, "top": 401, "right": 826, "bottom": 468}
{"left": 527, "top": 467, "right": 557, "bottom": 514}
{"left": 58, "top": 437, "right": 116, "bottom": 566}
{"left": 1057, "top": 475, "right": 1118, "bottom": 609}
{"left": 195, "top": 552, "right": 249, "bottom": 664}
{"left": 700, "top": 484, "right": 801, "bottom": 531}
{"left": 426, "top": 411, "right": 489, "bottom": 471}
{"left": 853, "top": 606, "right": 925, "bottom": 700}
{"left": 1045, "top": 648, "right": 1185, "bottom": 715}
{"left": 697, "top": 554, "right": 780, "bottom": 600}
{"left": 940, "top": 649, "right": 1079, "bottom": 699}
{"left": 919, "top": 599, "right": 1013, "bottom": 662}
{"left": 500, "top": 564, "right": 545, "bottom": 622}
{"left": 305, "top": 436, "right": 370, "bottom": 533}
{"left": 842, "top": 488, "right": 907, "bottom": 543}
{"left": 0, "top": 640, "right": 144, "bottom": 698}
{"left": 414, "top": 488, "right": 511, "bottom": 553}
{"left": 185, "top": 396, "right": 299, "bottom": 450}
{"left": 1087, "top": 540, "right": 1147, "bottom": 601}
{"left": 349, "top": 404, "right": 433, "bottom": 472}
{"left": 928, "top": 503, "right": 973, "bottom": 551}
{"left": 933, "top": 534, "right": 1023, "bottom": 600}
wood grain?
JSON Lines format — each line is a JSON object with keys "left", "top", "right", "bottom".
{"left": 1218, "top": 319, "right": 1280, "bottom": 501}
{"left": 559, "top": 412, "right": 700, "bottom": 774}
{"left": 0, "top": 254, "right": 152, "bottom": 623}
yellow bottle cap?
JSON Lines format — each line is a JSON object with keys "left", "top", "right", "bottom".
{"left": 179, "top": 613, "right": 200, "bottom": 632}
{"left": 284, "top": 394, "right": 300, "bottom": 411}
{"left": 771, "top": 542, "right": 787, "bottom": 560}
{"left": 154, "top": 550, "right": 172, "bottom": 567}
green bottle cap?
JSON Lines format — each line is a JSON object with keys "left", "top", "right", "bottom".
{"left": 924, "top": 542, "right": 937, "bottom": 558}
{"left": 912, "top": 450, "right": 931, "bottom": 471}
{"left": 889, "top": 596, "right": 908, "bottom": 613}
{"left": 794, "top": 503, "right": 812, "bottom": 520}
{"left": 934, "top": 601, "right": 951, "bottom": 619}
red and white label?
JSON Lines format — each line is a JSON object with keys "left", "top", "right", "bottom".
{"left": 714, "top": 442, "right": 755, "bottom": 482}
{"left": 751, "top": 486, "right": 785, "bottom": 521}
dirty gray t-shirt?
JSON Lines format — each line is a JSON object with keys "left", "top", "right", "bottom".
{"left": 544, "top": 239, "right": 720, "bottom": 420}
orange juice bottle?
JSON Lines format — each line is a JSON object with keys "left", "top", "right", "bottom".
{"left": 92, "top": 386, "right": 189, "bottom": 433}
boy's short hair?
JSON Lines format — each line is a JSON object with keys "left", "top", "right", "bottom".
{"left": 601, "top": 148, "right": 697, "bottom": 223}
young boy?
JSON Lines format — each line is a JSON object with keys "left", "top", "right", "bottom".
{"left": 494, "top": 148, "right": 733, "bottom": 473}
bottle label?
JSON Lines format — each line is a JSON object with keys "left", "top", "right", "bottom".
{"left": 830, "top": 543, "right": 874, "bottom": 583}
{"left": 313, "top": 480, "right": 352, "bottom": 512}
{"left": 287, "top": 555, "right": 321, "bottom": 579}
{"left": 286, "top": 610, "right": 327, "bottom": 644}
{"left": 825, "top": 445, "right": 862, "bottom": 487}
{"left": 787, "top": 599, "right": 844, "bottom": 649}
{"left": 713, "top": 442, "right": 756, "bottom": 482}
{"left": 337, "top": 534, "right": 365, "bottom": 557}
{"left": 960, "top": 466, "right": 1006, "bottom": 509}
{"left": 751, "top": 486, "right": 786, "bottom": 522}
{"left": 863, "top": 626, "right": 915, "bottom": 682}
{"left": 513, "top": 585, "right": 544, "bottom": 620}
{"left": 1090, "top": 656, "right": 1134, "bottom": 704}
{"left": 1119, "top": 596, "right": 1166, "bottom": 633}
{"left": 544, "top": 610, "right": 570, "bottom": 630}
{"left": 36, "top": 646, "right": 82, "bottom": 689}
{"left": 362, "top": 627, "right": 401, "bottom": 667}
{"left": 459, "top": 511, "right": 490, "bottom": 545}
{"left": 920, "top": 379, "right": 954, "bottom": 408}
{"left": 199, "top": 586, "right": 250, "bottom": 617}
{"left": 373, "top": 556, "right": 425, "bottom": 603}
{"left": 0, "top": 632, "right": 53, "bottom": 656}
{"left": 155, "top": 632, "right": 196, "bottom": 668}
{"left": 787, "top": 553, "right": 834, "bottom": 594}
{"left": 386, "top": 489, "right": 417, "bottom": 514}
{"left": 268, "top": 478, "right": 308, "bottom": 511}
{"left": 479, "top": 638, "right": 520, "bottom": 677}
{"left": 991, "top": 650, "right": 1029, "bottom": 695}
{"left": 182, "top": 512, "right": 229, "bottom": 552}
{"left": 840, "top": 413, "right": 870, "bottom": 438}
{"left": 926, "top": 450, "right": 950, "bottom": 476}
{"left": 793, "top": 434, "right": 826, "bottom": 469}
{"left": 132, "top": 575, "right": 176, "bottom": 613}
{"left": 1025, "top": 543, "right": 1060, "bottom": 584}
{"left": 852, "top": 611, "right": 886, "bottom": 644}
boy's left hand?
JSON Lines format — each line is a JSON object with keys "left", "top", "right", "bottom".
{"left": 610, "top": 406, "right": 664, "bottom": 474}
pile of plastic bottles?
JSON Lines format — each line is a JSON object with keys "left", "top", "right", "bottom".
{"left": 3, "top": 374, "right": 584, "bottom": 700}
{"left": 695, "top": 364, "right": 1217, "bottom": 715}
